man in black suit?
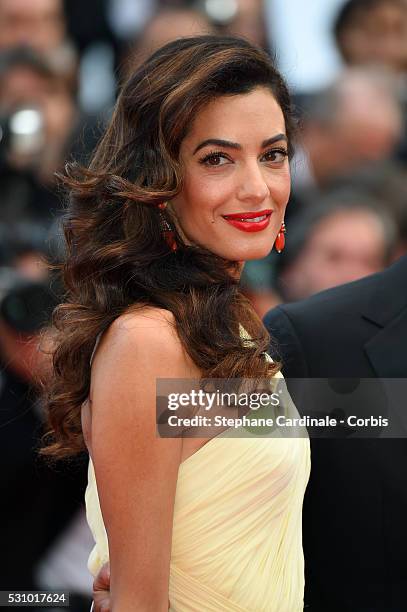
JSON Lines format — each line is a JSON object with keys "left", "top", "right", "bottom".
{"left": 264, "top": 254, "right": 407, "bottom": 612}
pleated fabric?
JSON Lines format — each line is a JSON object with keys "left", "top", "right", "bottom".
{"left": 168, "top": 433, "right": 310, "bottom": 611}
{"left": 85, "top": 329, "right": 310, "bottom": 611}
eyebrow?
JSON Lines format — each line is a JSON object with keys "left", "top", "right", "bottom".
{"left": 192, "top": 133, "right": 288, "bottom": 155}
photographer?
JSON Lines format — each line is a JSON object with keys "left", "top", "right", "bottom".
{"left": 0, "top": 47, "right": 100, "bottom": 225}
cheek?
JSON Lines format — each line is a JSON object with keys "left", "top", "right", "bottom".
{"left": 179, "top": 173, "right": 232, "bottom": 221}
{"left": 269, "top": 169, "right": 291, "bottom": 208}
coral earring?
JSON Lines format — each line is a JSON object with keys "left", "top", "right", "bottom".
{"left": 275, "top": 222, "right": 286, "bottom": 253}
{"left": 163, "top": 230, "right": 177, "bottom": 251}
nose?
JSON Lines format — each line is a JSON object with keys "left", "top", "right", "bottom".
{"left": 236, "top": 161, "right": 270, "bottom": 205}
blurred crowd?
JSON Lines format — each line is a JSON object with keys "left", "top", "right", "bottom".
{"left": 243, "top": 0, "right": 407, "bottom": 314}
{"left": 1, "top": 0, "right": 407, "bottom": 608}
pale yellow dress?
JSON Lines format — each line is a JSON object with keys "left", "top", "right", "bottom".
{"left": 85, "top": 329, "right": 310, "bottom": 611}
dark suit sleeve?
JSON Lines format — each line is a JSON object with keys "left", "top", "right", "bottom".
{"left": 263, "top": 305, "right": 310, "bottom": 378}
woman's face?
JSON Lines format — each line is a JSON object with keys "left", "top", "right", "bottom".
{"left": 170, "top": 86, "right": 291, "bottom": 261}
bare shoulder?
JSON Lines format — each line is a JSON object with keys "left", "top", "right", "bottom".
{"left": 109, "top": 305, "right": 178, "bottom": 347}
{"left": 95, "top": 307, "right": 196, "bottom": 375}
{"left": 87, "top": 305, "right": 191, "bottom": 460}
{"left": 116, "top": 304, "right": 176, "bottom": 329}
{"left": 90, "top": 306, "right": 199, "bottom": 397}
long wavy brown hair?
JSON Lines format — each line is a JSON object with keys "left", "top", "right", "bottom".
{"left": 42, "top": 35, "right": 295, "bottom": 458}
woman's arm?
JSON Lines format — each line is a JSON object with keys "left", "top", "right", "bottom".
{"left": 88, "top": 308, "right": 196, "bottom": 611}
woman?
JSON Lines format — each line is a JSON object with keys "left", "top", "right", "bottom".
{"left": 43, "top": 35, "right": 310, "bottom": 611}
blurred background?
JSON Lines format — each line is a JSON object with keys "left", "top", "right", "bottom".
{"left": 1, "top": 1, "right": 407, "bottom": 609}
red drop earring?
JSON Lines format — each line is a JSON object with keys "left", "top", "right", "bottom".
{"left": 275, "top": 222, "right": 286, "bottom": 253}
{"left": 158, "top": 201, "right": 177, "bottom": 252}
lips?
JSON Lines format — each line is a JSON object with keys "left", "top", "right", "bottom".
{"left": 222, "top": 209, "right": 273, "bottom": 233}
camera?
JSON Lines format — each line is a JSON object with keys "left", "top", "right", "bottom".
{"left": 0, "top": 107, "right": 45, "bottom": 169}
{"left": 0, "top": 266, "right": 60, "bottom": 333}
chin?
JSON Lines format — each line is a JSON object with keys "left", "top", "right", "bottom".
{"left": 241, "top": 247, "right": 274, "bottom": 261}
{"left": 217, "top": 244, "right": 274, "bottom": 262}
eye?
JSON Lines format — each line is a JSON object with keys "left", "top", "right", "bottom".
{"left": 199, "top": 151, "right": 231, "bottom": 166}
{"left": 261, "top": 148, "right": 288, "bottom": 164}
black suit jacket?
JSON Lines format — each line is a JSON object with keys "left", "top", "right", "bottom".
{"left": 264, "top": 255, "right": 407, "bottom": 612}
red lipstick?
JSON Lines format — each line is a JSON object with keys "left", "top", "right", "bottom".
{"left": 222, "top": 209, "right": 273, "bottom": 233}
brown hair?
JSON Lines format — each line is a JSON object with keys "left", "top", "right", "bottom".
{"left": 42, "top": 35, "right": 295, "bottom": 457}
